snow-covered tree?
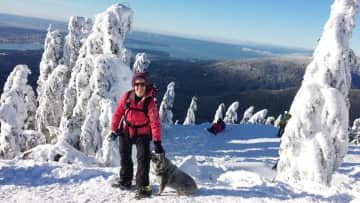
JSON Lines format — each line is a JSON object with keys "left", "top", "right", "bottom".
{"left": 121, "top": 48, "right": 132, "bottom": 66}
{"left": 159, "top": 81, "right": 175, "bottom": 124}
{"left": 240, "top": 106, "right": 255, "bottom": 124}
{"left": 350, "top": 118, "right": 360, "bottom": 144}
{"left": 248, "top": 109, "right": 268, "bottom": 124}
{"left": 36, "top": 65, "right": 70, "bottom": 143}
{"left": 63, "top": 16, "right": 92, "bottom": 69}
{"left": 274, "top": 114, "right": 283, "bottom": 128}
{"left": 265, "top": 116, "right": 275, "bottom": 125}
{"left": 183, "top": 96, "right": 198, "bottom": 125}
{"left": 36, "top": 17, "right": 93, "bottom": 143}
{"left": 57, "top": 4, "right": 133, "bottom": 166}
{"left": 0, "top": 65, "right": 45, "bottom": 159}
{"left": 224, "top": 101, "right": 239, "bottom": 124}
{"left": 277, "top": 0, "right": 359, "bottom": 185}
{"left": 132, "top": 52, "right": 150, "bottom": 73}
{"left": 37, "top": 25, "right": 62, "bottom": 98}
{"left": 213, "top": 103, "right": 226, "bottom": 123}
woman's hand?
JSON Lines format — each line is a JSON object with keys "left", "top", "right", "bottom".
{"left": 154, "top": 141, "right": 165, "bottom": 154}
{"left": 107, "top": 131, "right": 118, "bottom": 141}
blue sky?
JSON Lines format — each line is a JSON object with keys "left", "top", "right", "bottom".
{"left": 1, "top": 0, "right": 360, "bottom": 52}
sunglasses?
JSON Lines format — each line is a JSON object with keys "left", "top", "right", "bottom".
{"left": 134, "top": 82, "right": 146, "bottom": 87}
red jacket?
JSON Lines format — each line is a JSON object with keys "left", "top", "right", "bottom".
{"left": 111, "top": 86, "right": 161, "bottom": 141}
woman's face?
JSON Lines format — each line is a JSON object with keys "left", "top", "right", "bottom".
{"left": 134, "top": 78, "right": 146, "bottom": 97}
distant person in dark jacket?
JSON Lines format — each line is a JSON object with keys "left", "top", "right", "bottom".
{"left": 277, "top": 111, "right": 291, "bottom": 138}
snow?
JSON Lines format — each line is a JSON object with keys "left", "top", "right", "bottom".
{"left": 63, "top": 16, "right": 92, "bottom": 69}
{"left": 0, "top": 124, "right": 359, "bottom": 202}
{"left": 183, "top": 96, "right": 198, "bottom": 125}
{"left": 132, "top": 52, "right": 150, "bottom": 73}
{"left": 0, "top": 1, "right": 359, "bottom": 202}
{"left": 159, "top": 81, "right": 175, "bottom": 124}
{"left": 274, "top": 114, "right": 283, "bottom": 128}
{"left": 37, "top": 25, "right": 62, "bottom": 98}
{"left": 240, "top": 105, "right": 254, "bottom": 124}
{"left": 58, "top": 4, "right": 134, "bottom": 166}
{"left": 224, "top": 101, "right": 239, "bottom": 124}
{"left": 248, "top": 109, "right": 268, "bottom": 124}
{"left": 0, "top": 65, "right": 44, "bottom": 159}
{"left": 36, "top": 64, "right": 70, "bottom": 142}
{"left": 277, "top": 0, "right": 359, "bottom": 185}
{"left": 265, "top": 116, "right": 275, "bottom": 125}
{"left": 213, "top": 103, "right": 226, "bottom": 123}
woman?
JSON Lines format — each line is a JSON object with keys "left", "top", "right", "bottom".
{"left": 110, "top": 72, "right": 164, "bottom": 199}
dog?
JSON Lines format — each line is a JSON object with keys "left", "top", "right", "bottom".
{"left": 151, "top": 153, "right": 197, "bottom": 196}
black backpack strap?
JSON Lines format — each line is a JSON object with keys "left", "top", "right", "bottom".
{"left": 143, "top": 96, "right": 152, "bottom": 116}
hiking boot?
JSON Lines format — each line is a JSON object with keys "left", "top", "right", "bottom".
{"left": 134, "top": 186, "right": 152, "bottom": 199}
{"left": 112, "top": 180, "right": 132, "bottom": 190}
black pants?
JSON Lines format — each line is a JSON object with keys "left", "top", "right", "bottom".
{"left": 119, "top": 133, "right": 151, "bottom": 187}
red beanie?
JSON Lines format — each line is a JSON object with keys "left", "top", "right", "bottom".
{"left": 132, "top": 72, "right": 147, "bottom": 86}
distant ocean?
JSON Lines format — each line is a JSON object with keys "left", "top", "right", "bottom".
{"left": 0, "top": 31, "right": 312, "bottom": 60}
{"left": 0, "top": 42, "right": 43, "bottom": 50}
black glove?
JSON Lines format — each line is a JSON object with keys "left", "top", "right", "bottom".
{"left": 154, "top": 141, "right": 165, "bottom": 154}
{"left": 107, "top": 132, "right": 118, "bottom": 142}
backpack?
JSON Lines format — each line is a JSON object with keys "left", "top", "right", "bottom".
{"left": 121, "top": 84, "right": 157, "bottom": 135}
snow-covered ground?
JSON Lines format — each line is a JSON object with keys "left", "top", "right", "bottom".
{"left": 0, "top": 124, "right": 359, "bottom": 203}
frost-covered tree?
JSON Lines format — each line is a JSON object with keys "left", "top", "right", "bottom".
{"left": 36, "top": 17, "right": 93, "bottom": 143}
{"left": 224, "top": 101, "right": 239, "bottom": 124}
{"left": 277, "top": 0, "right": 359, "bottom": 185}
{"left": 248, "top": 109, "right": 268, "bottom": 124}
{"left": 36, "top": 65, "right": 70, "bottom": 143}
{"left": 37, "top": 25, "right": 62, "bottom": 98}
{"left": 240, "top": 106, "right": 255, "bottom": 124}
{"left": 57, "top": 4, "right": 133, "bottom": 166}
{"left": 274, "top": 114, "right": 283, "bottom": 128}
{"left": 350, "top": 118, "right": 360, "bottom": 144}
{"left": 213, "top": 103, "right": 226, "bottom": 123}
{"left": 265, "top": 116, "right": 275, "bottom": 125}
{"left": 121, "top": 48, "right": 132, "bottom": 66}
{"left": 159, "top": 81, "right": 175, "bottom": 124}
{"left": 63, "top": 16, "right": 92, "bottom": 69}
{"left": 0, "top": 65, "right": 45, "bottom": 158}
{"left": 183, "top": 96, "right": 198, "bottom": 125}
{"left": 132, "top": 52, "right": 150, "bottom": 73}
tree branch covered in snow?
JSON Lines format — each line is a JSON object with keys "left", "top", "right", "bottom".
{"left": 277, "top": 0, "right": 360, "bottom": 185}
{"left": 274, "top": 114, "right": 283, "bottom": 128}
{"left": 159, "top": 81, "right": 175, "bottom": 124}
{"left": 63, "top": 16, "right": 93, "bottom": 69}
{"left": 132, "top": 52, "right": 150, "bottom": 73}
{"left": 36, "top": 65, "right": 70, "bottom": 143}
{"left": 224, "top": 101, "right": 239, "bottom": 124}
{"left": 183, "top": 96, "right": 198, "bottom": 125}
{"left": 37, "top": 25, "right": 62, "bottom": 98}
{"left": 52, "top": 4, "right": 134, "bottom": 166}
{"left": 265, "top": 116, "right": 275, "bottom": 125}
{"left": 0, "top": 65, "right": 45, "bottom": 159}
{"left": 248, "top": 109, "right": 268, "bottom": 124}
{"left": 213, "top": 103, "right": 226, "bottom": 123}
{"left": 240, "top": 106, "right": 255, "bottom": 124}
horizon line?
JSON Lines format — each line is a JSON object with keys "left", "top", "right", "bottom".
{"left": 0, "top": 12, "right": 314, "bottom": 52}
